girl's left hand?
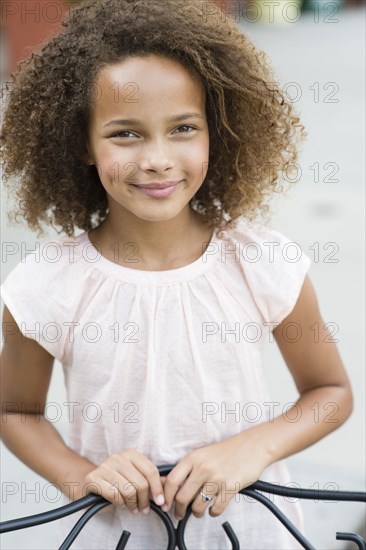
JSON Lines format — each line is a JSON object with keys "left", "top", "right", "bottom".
{"left": 161, "top": 430, "right": 272, "bottom": 520}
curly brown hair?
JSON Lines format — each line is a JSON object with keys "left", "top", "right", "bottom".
{"left": 1, "top": 0, "right": 306, "bottom": 239}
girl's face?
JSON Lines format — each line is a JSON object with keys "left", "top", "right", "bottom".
{"left": 85, "top": 54, "right": 209, "bottom": 224}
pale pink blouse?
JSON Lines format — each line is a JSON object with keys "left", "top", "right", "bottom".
{"left": 1, "top": 217, "right": 311, "bottom": 549}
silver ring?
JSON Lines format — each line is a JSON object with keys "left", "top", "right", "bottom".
{"left": 199, "top": 490, "right": 213, "bottom": 503}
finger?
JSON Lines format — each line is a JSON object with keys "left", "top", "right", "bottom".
{"left": 84, "top": 477, "right": 126, "bottom": 507}
{"left": 208, "top": 485, "right": 236, "bottom": 518}
{"left": 155, "top": 475, "right": 167, "bottom": 497}
{"left": 173, "top": 475, "right": 208, "bottom": 519}
{"left": 124, "top": 477, "right": 151, "bottom": 514}
{"left": 191, "top": 482, "right": 219, "bottom": 519}
{"left": 98, "top": 456, "right": 148, "bottom": 514}
{"left": 113, "top": 464, "right": 150, "bottom": 514}
{"left": 162, "top": 461, "right": 193, "bottom": 515}
{"left": 100, "top": 472, "right": 138, "bottom": 513}
{"left": 130, "top": 451, "right": 165, "bottom": 509}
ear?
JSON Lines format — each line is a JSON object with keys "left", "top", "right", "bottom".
{"left": 82, "top": 154, "right": 95, "bottom": 165}
{"left": 81, "top": 144, "right": 95, "bottom": 166}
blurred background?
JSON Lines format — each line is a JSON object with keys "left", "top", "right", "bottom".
{"left": 1, "top": 1, "right": 365, "bottom": 548}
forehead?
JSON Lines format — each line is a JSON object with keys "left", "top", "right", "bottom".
{"left": 91, "top": 55, "right": 205, "bottom": 122}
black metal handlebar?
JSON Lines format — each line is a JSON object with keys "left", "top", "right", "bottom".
{"left": 1, "top": 464, "right": 365, "bottom": 549}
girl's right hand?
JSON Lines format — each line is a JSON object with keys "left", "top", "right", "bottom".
{"left": 83, "top": 448, "right": 165, "bottom": 515}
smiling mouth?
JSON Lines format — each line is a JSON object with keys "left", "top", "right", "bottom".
{"left": 131, "top": 180, "right": 182, "bottom": 189}
{"left": 130, "top": 182, "right": 181, "bottom": 198}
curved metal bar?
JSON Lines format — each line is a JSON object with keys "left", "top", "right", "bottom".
{"left": 0, "top": 493, "right": 104, "bottom": 533}
{"left": 148, "top": 502, "right": 177, "bottom": 550}
{"left": 157, "top": 465, "right": 175, "bottom": 476}
{"left": 336, "top": 532, "right": 366, "bottom": 549}
{"left": 59, "top": 498, "right": 176, "bottom": 550}
{"left": 158, "top": 466, "right": 366, "bottom": 503}
{"left": 175, "top": 504, "right": 190, "bottom": 550}
{"left": 221, "top": 521, "right": 240, "bottom": 550}
{"left": 250, "top": 481, "right": 366, "bottom": 503}
{"left": 242, "top": 489, "right": 316, "bottom": 550}
{"left": 59, "top": 500, "right": 110, "bottom": 550}
{"left": 175, "top": 504, "right": 240, "bottom": 550}
{"left": 115, "top": 529, "right": 131, "bottom": 550}
{"left": 1, "top": 465, "right": 365, "bottom": 549}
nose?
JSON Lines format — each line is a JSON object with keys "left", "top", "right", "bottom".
{"left": 139, "top": 138, "right": 175, "bottom": 173}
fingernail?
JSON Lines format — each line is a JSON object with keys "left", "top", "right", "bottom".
{"left": 161, "top": 504, "right": 169, "bottom": 512}
{"left": 133, "top": 508, "right": 139, "bottom": 514}
{"left": 155, "top": 494, "right": 165, "bottom": 505}
{"left": 142, "top": 507, "right": 150, "bottom": 515}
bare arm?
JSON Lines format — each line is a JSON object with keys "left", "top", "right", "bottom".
{"left": 162, "top": 274, "right": 354, "bottom": 518}
{"left": 244, "top": 274, "right": 353, "bottom": 463}
{"left": 1, "top": 305, "right": 166, "bottom": 512}
{"left": 1, "top": 304, "right": 96, "bottom": 501}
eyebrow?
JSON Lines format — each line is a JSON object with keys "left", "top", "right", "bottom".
{"left": 103, "top": 113, "right": 204, "bottom": 127}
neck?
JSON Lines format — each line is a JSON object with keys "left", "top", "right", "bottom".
{"left": 90, "top": 204, "right": 211, "bottom": 268}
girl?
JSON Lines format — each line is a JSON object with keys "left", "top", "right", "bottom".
{"left": 0, "top": 0, "right": 353, "bottom": 548}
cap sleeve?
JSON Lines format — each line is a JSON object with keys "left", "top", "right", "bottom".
{"left": 231, "top": 220, "right": 312, "bottom": 327}
{"left": 1, "top": 241, "right": 73, "bottom": 362}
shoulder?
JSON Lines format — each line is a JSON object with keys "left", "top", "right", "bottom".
{"left": 1, "top": 232, "right": 93, "bottom": 309}
{"left": 217, "top": 217, "right": 312, "bottom": 326}
{"left": 0, "top": 232, "right": 92, "bottom": 362}
{"left": 3, "top": 232, "right": 88, "bottom": 278}
{"left": 218, "top": 217, "right": 309, "bottom": 265}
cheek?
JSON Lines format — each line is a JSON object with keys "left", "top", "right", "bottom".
{"left": 188, "top": 140, "right": 209, "bottom": 180}
{"left": 93, "top": 135, "right": 209, "bottom": 184}
{"left": 95, "top": 148, "right": 134, "bottom": 185}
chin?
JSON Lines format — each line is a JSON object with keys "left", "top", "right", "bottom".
{"left": 132, "top": 205, "right": 188, "bottom": 222}
{"left": 135, "top": 213, "right": 180, "bottom": 223}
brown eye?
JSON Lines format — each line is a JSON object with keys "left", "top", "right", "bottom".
{"left": 173, "top": 125, "right": 196, "bottom": 134}
{"left": 112, "top": 131, "right": 137, "bottom": 138}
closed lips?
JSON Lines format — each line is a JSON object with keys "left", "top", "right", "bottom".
{"left": 131, "top": 181, "right": 181, "bottom": 189}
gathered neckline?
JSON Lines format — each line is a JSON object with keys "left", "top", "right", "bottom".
{"left": 79, "top": 228, "right": 223, "bottom": 284}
